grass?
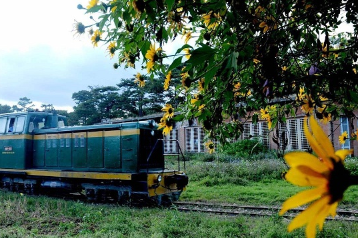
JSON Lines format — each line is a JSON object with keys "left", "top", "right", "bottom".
{"left": 2, "top": 154, "right": 358, "bottom": 237}
{"left": 1, "top": 191, "right": 358, "bottom": 237}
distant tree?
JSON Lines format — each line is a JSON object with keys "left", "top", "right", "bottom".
{"left": 72, "top": 86, "right": 122, "bottom": 125}
{"left": 0, "top": 104, "right": 13, "bottom": 114}
{"left": 14, "top": 97, "right": 35, "bottom": 112}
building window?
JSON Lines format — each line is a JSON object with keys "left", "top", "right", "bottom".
{"left": 341, "top": 117, "right": 350, "bottom": 149}
{"left": 277, "top": 118, "right": 309, "bottom": 151}
{"left": 242, "top": 121, "right": 270, "bottom": 148}
{"left": 164, "top": 129, "right": 178, "bottom": 154}
{"left": 185, "top": 127, "right": 205, "bottom": 152}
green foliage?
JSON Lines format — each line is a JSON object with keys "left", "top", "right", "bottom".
{"left": 219, "top": 139, "right": 269, "bottom": 159}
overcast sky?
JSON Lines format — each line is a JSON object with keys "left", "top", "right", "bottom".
{"left": 0, "top": 0, "right": 139, "bottom": 112}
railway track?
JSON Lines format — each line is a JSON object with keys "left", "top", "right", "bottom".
{"left": 173, "top": 201, "right": 358, "bottom": 222}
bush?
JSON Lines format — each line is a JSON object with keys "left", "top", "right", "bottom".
{"left": 219, "top": 139, "right": 268, "bottom": 159}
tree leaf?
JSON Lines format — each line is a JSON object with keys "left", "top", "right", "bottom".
{"left": 187, "top": 45, "right": 216, "bottom": 67}
{"left": 166, "top": 0, "right": 175, "bottom": 11}
{"left": 168, "top": 56, "right": 183, "bottom": 72}
{"left": 98, "top": 14, "right": 110, "bottom": 31}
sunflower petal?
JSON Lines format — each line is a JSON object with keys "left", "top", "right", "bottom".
{"left": 328, "top": 201, "right": 339, "bottom": 217}
{"left": 304, "top": 117, "right": 333, "bottom": 169}
{"left": 309, "top": 116, "right": 335, "bottom": 157}
{"left": 280, "top": 186, "right": 326, "bottom": 215}
{"left": 288, "top": 195, "right": 330, "bottom": 232}
{"left": 285, "top": 167, "right": 327, "bottom": 187}
{"left": 284, "top": 152, "right": 328, "bottom": 173}
{"left": 335, "top": 149, "right": 353, "bottom": 161}
{"left": 316, "top": 203, "right": 331, "bottom": 231}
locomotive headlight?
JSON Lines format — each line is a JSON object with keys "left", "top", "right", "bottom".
{"left": 157, "top": 175, "right": 162, "bottom": 183}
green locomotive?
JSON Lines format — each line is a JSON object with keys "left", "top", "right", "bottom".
{"left": 0, "top": 111, "right": 188, "bottom": 204}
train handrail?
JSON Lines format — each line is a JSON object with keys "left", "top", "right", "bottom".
{"left": 146, "top": 139, "right": 186, "bottom": 173}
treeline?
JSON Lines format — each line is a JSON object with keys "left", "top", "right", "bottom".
{"left": 1, "top": 72, "right": 183, "bottom": 126}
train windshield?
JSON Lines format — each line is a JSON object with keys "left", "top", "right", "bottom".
{"left": 0, "top": 116, "right": 26, "bottom": 134}
{"left": 28, "top": 115, "right": 47, "bottom": 132}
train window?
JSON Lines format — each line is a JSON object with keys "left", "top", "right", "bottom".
{"left": 0, "top": 117, "right": 6, "bottom": 134}
{"left": 52, "top": 137, "right": 57, "bottom": 148}
{"left": 46, "top": 136, "right": 52, "bottom": 148}
{"left": 66, "top": 136, "right": 71, "bottom": 147}
{"left": 80, "top": 134, "right": 85, "bottom": 147}
{"left": 14, "top": 116, "right": 25, "bottom": 133}
{"left": 74, "top": 135, "right": 79, "bottom": 147}
{"left": 7, "top": 118, "right": 15, "bottom": 132}
{"left": 60, "top": 136, "right": 65, "bottom": 147}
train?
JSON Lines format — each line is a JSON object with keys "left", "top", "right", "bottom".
{"left": 0, "top": 111, "right": 188, "bottom": 205}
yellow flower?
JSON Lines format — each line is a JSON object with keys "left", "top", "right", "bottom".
{"left": 87, "top": 0, "right": 98, "bottom": 9}
{"left": 202, "top": 11, "right": 221, "bottom": 30}
{"left": 280, "top": 116, "right": 353, "bottom": 238}
{"left": 161, "top": 104, "right": 174, "bottom": 118}
{"left": 259, "top": 16, "right": 277, "bottom": 33}
{"left": 339, "top": 131, "right": 348, "bottom": 144}
{"left": 182, "top": 30, "right": 192, "bottom": 44}
{"left": 164, "top": 71, "right": 172, "bottom": 90}
{"left": 198, "top": 104, "right": 205, "bottom": 112}
{"left": 260, "top": 108, "right": 270, "bottom": 120}
{"left": 181, "top": 70, "right": 190, "bottom": 89}
{"left": 353, "top": 68, "right": 357, "bottom": 74}
{"left": 297, "top": 87, "right": 305, "bottom": 100}
{"left": 301, "top": 94, "right": 315, "bottom": 114}
{"left": 134, "top": 73, "right": 145, "bottom": 87}
{"left": 253, "top": 58, "right": 260, "bottom": 64}
{"left": 205, "top": 140, "right": 215, "bottom": 154}
{"left": 107, "top": 42, "right": 116, "bottom": 58}
{"left": 183, "top": 48, "right": 191, "bottom": 60}
{"left": 110, "top": 0, "right": 118, "bottom": 12}
{"left": 158, "top": 117, "right": 173, "bottom": 135}
{"left": 145, "top": 43, "right": 161, "bottom": 73}
{"left": 198, "top": 78, "right": 205, "bottom": 92}
{"left": 351, "top": 129, "right": 358, "bottom": 140}
{"left": 168, "top": 10, "right": 187, "bottom": 30}
{"left": 132, "top": 0, "right": 145, "bottom": 14}
{"left": 91, "top": 30, "right": 102, "bottom": 47}
{"left": 316, "top": 106, "right": 331, "bottom": 124}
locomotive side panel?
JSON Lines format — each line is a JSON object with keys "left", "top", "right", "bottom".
{"left": 87, "top": 131, "right": 104, "bottom": 168}
{"left": 58, "top": 133, "right": 72, "bottom": 167}
{"left": 45, "top": 134, "right": 58, "bottom": 167}
{"left": 33, "top": 135, "right": 45, "bottom": 167}
{"left": 121, "top": 129, "right": 139, "bottom": 172}
{"left": 104, "top": 130, "right": 121, "bottom": 169}
{"left": 72, "top": 132, "right": 87, "bottom": 168}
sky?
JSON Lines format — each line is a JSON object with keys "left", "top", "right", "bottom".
{"left": 0, "top": 0, "right": 139, "bottom": 112}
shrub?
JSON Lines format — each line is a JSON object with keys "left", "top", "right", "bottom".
{"left": 219, "top": 139, "right": 268, "bottom": 159}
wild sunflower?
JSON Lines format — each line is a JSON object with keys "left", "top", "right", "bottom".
{"left": 158, "top": 116, "right": 173, "bottom": 136}
{"left": 132, "top": 0, "right": 145, "bottom": 14}
{"left": 183, "top": 48, "right": 191, "bottom": 60}
{"left": 91, "top": 30, "right": 102, "bottom": 47}
{"left": 161, "top": 104, "right": 174, "bottom": 118}
{"left": 145, "top": 43, "right": 161, "bottom": 73}
{"left": 202, "top": 11, "right": 221, "bottom": 30}
{"left": 280, "top": 116, "right": 353, "bottom": 238}
{"left": 198, "top": 78, "right": 205, "bottom": 92}
{"left": 168, "top": 9, "right": 187, "bottom": 30}
{"left": 316, "top": 105, "right": 331, "bottom": 124}
{"left": 339, "top": 131, "right": 348, "bottom": 145}
{"left": 107, "top": 42, "right": 116, "bottom": 58}
{"left": 301, "top": 94, "right": 315, "bottom": 115}
{"left": 259, "top": 16, "right": 278, "bottom": 33}
{"left": 134, "top": 73, "right": 145, "bottom": 87}
{"left": 205, "top": 140, "right": 215, "bottom": 154}
{"left": 87, "top": 0, "right": 98, "bottom": 9}
{"left": 164, "top": 71, "right": 172, "bottom": 90}
{"left": 260, "top": 108, "right": 270, "bottom": 121}
{"left": 120, "top": 52, "right": 135, "bottom": 68}
{"left": 182, "top": 30, "right": 191, "bottom": 44}
{"left": 351, "top": 129, "right": 358, "bottom": 140}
